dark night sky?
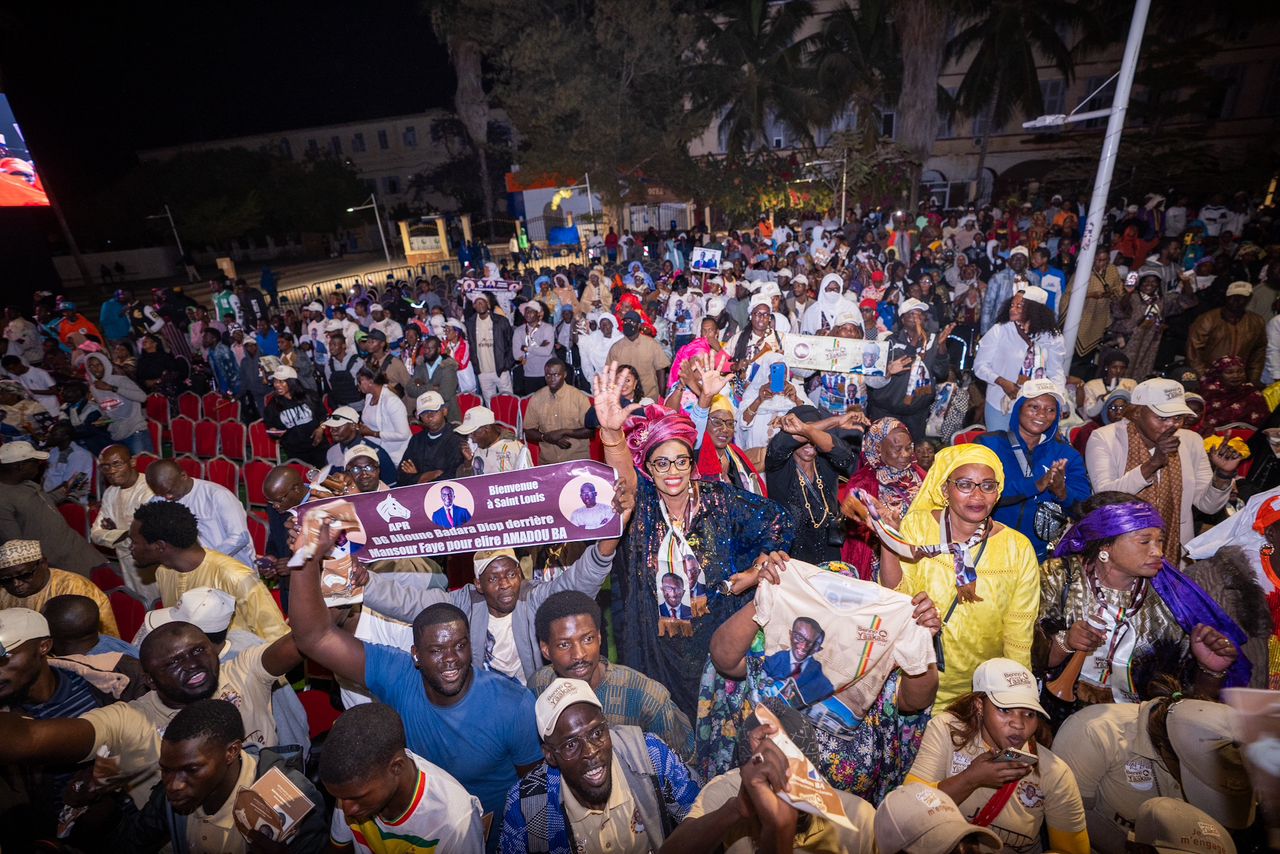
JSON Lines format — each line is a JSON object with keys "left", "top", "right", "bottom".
{"left": 0, "top": 0, "right": 454, "bottom": 201}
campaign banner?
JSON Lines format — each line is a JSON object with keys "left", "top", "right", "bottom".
{"left": 299, "top": 460, "right": 622, "bottom": 562}
{"left": 459, "top": 277, "right": 522, "bottom": 296}
{"left": 690, "top": 246, "right": 722, "bottom": 273}
{"left": 782, "top": 333, "right": 886, "bottom": 376}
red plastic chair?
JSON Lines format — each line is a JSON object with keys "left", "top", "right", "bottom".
{"left": 205, "top": 456, "right": 240, "bottom": 495}
{"left": 491, "top": 394, "right": 520, "bottom": 430}
{"left": 170, "top": 416, "right": 196, "bottom": 456}
{"left": 244, "top": 459, "right": 274, "bottom": 507}
{"left": 145, "top": 394, "right": 170, "bottom": 430}
{"left": 58, "top": 502, "right": 88, "bottom": 537}
{"left": 200, "top": 392, "right": 222, "bottom": 420}
{"left": 457, "top": 393, "right": 483, "bottom": 418}
{"left": 174, "top": 456, "right": 203, "bottom": 480}
{"left": 296, "top": 689, "right": 342, "bottom": 739}
{"left": 949, "top": 423, "right": 988, "bottom": 446}
{"left": 177, "top": 392, "right": 201, "bottom": 421}
{"left": 147, "top": 421, "right": 163, "bottom": 458}
{"left": 91, "top": 565, "right": 125, "bottom": 593}
{"left": 1068, "top": 425, "right": 1084, "bottom": 446}
{"left": 219, "top": 421, "right": 247, "bottom": 461}
{"left": 106, "top": 587, "right": 149, "bottom": 642}
{"left": 194, "top": 421, "right": 219, "bottom": 458}
{"left": 247, "top": 510, "right": 269, "bottom": 556}
{"left": 212, "top": 398, "right": 241, "bottom": 423}
{"left": 248, "top": 420, "right": 279, "bottom": 462}
{"left": 134, "top": 452, "right": 159, "bottom": 474}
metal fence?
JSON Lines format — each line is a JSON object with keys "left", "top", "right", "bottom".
{"left": 277, "top": 247, "right": 601, "bottom": 306}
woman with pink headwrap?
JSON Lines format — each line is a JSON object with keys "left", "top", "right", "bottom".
{"left": 592, "top": 362, "right": 795, "bottom": 717}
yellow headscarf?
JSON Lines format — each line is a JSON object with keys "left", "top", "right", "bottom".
{"left": 911, "top": 444, "right": 1005, "bottom": 514}
{"left": 709, "top": 394, "right": 734, "bottom": 415}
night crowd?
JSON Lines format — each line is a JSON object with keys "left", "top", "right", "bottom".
{"left": 1, "top": 188, "right": 1279, "bottom": 853}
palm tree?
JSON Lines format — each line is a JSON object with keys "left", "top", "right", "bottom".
{"left": 689, "top": 0, "right": 825, "bottom": 157}
{"left": 808, "top": 0, "right": 902, "bottom": 151}
{"left": 893, "top": 0, "right": 955, "bottom": 208}
{"left": 946, "top": 0, "right": 1093, "bottom": 201}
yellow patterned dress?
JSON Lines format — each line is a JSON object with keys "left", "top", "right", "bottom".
{"left": 896, "top": 512, "right": 1041, "bottom": 711}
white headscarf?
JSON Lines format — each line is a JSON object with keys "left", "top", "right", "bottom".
{"left": 580, "top": 314, "right": 623, "bottom": 380}
{"left": 801, "top": 273, "right": 848, "bottom": 334}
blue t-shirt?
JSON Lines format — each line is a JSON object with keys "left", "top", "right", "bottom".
{"left": 363, "top": 643, "right": 541, "bottom": 816}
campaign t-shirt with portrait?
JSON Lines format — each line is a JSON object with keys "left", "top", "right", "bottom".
{"left": 362, "top": 642, "right": 542, "bottom": 817}
{"left": 752, "top": 560, "right": 935, "bottom": 724}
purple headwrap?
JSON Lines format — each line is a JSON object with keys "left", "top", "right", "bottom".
{"left": 624, "top": 404, "right": 698, "bottom": 474}
{"left": 1055, "top": 502, "right": 1251, "bottom": 687}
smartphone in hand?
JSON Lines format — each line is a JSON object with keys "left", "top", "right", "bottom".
{"left": 993, "top": 747, "right": 1038, "bottom": 765}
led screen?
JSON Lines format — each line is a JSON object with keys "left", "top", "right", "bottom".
{"left": 0, "top": 94, "right": 49, "bottom": 206}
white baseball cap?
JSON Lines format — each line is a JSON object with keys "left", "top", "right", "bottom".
{"left": 1017, "top": 285, "right": 1049, "bottom": 305}
{"left": 370, "top": 303, "right": 385, "bottom": 313}
{"left": 272, "top": 366, "right": 298, "bottom": 381}
{"left": 1009, "top": 245, "right": 1030, "bottom": 258}
{"left": 1225, "top": 281, "right": 1253, "bottom": 298}
{"left": 875, "top": 783, "right": 1001, "bottom": 854}
{"left": 0, "top": 443, "right": 49, "bottom": 465}
{"left": 455, "top": 406, "right": 496, "bottom": 436}
{"left": 322, "top": 406, "right": 360, "bottom": 428}
{"left": 153, "top": 587, "right": 236, "bottom": 634}
{"left": 898, "top": 298, "right": 929, "bottom": 317}
{"left": 342, "top": 444, "right": 381, "bottom": 467}
{"left": 0, "top": 608, "right": 49, "bottom": 655}
{"left": 534, "top": 677, "right": 604, "bottom": 739}
{"left": 1131, "top": 378, "right": 1195, "bottom": 418}
{"left": 1128, "top": 797, "right": 1236, "bottom": 854}
{"left": 705, "top": 297, "right": 726, "bottom": 317}
{"left": 416, "top": 391, "right": 445, "bottom": 415}
{"left": 305, "top": 302, "right": 324, "bottom": 312}
{"left": 1017, "top": 378, "right": 1066, "bottom": 406}
{"left": 971, "top": 658, "right": 1047, "bottom": 716}
{"left": 473, "top": 548, "right": 517, "bottom": 580}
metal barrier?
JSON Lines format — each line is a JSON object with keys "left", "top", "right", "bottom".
{"left": 276, "top": 246, "right": 601, "bottom": 305}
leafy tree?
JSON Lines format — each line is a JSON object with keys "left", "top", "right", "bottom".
{"left": 494, "top": 0, "right": 700, "bottom": 210}
{"left": 946, "top": 0, "right": 1092, "bottom": 202}
{"left": 808, "top": 0, "right": 902, "bottom": 151}
{"left": 688, "top": 0, "right": 823, "bottom": 156}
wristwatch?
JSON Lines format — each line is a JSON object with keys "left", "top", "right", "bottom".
{"left": 1053, "top": 630, "right": 1076, "bottom": 654}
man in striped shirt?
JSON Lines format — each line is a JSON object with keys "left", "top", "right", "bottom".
{"left": 530, "top": 591, "right": 693, "bottom": 760}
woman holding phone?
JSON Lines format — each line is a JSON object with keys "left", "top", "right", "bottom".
{"left": 906, "top": 658, "right": 1089, "bottom": 854}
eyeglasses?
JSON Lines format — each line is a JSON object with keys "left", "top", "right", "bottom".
{"left": 0, "top": 567, "right": 39, "bottom": 587}
{"left": 948, "top": 478, "right": 1000, "bottom": 494}
{"left": 648, "top": 456, "right": 692, "bottom": 473}
{"left": 347, "top": 463, "right": 378, "bottom": 474}
{"left": 708, "top": 416, "right": 735, "bottom": 430}
{"left": 551, "top": 723, "right": 610, "bottom": 760}
{"left": 789, "top": 630, "right": 819, "bottom": 650}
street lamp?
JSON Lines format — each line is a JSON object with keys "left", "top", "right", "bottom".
{"left": 346, "top": 193, "right": 391, "bottom": 266}
{"left": 803, "top": 153, "right": 848, "bottom": 225}
{"left": 145, "top": 203, "right": 185, "bottom": 257}
{"left": 1045, "top": 0, "right": 1151, "bottom": 374}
